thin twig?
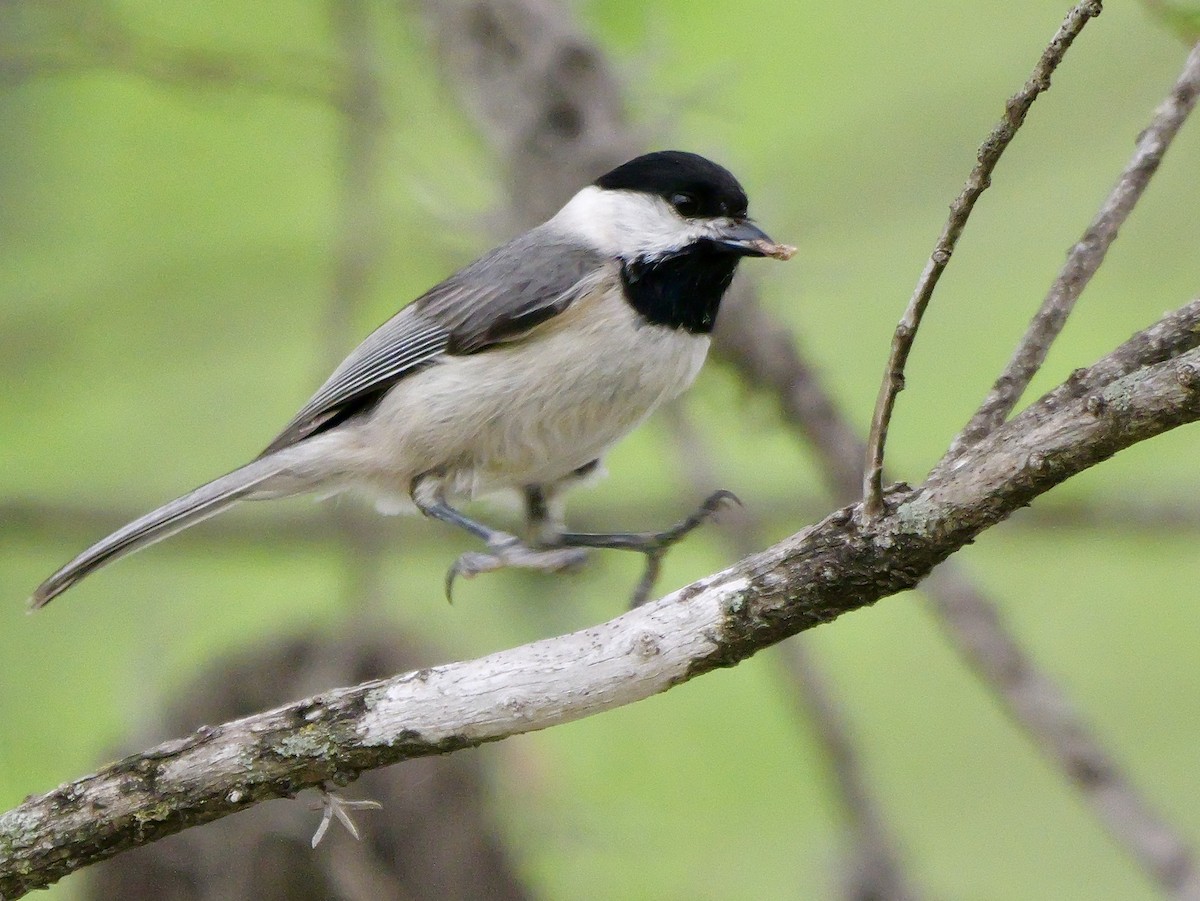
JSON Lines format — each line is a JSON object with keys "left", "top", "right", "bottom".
{"left": 942, "top": 40, "right": 1200, "bottom": 463}
{"left": 7, "top": 3, "right": 1190, "bottom": 897}
{"left": 861, "top": 0, "right": 1103, "bottom": 517}
{"left": 1029, "top": 294, "right": 1200, "bottom": 407}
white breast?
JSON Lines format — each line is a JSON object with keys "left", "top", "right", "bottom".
{"left": 345, "top": 284, "right": 710, "bottom": 500}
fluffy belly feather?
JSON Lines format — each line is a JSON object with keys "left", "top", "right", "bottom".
{"left": 350, "top": 289, "right": 710, "bottom": 498}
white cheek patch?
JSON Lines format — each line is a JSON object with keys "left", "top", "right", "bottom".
{"left": 552, "top": 186, "right": 710, "bottom": 260}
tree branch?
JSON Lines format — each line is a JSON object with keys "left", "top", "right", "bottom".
{"left": 861, "top": 0, "right": 1103, "bottom": 517}
{"left": 943, "top": 39, "right": 1200, "bottom": 462}
{"left": 4, "top": 304, "right": 1200, "bottom": 896}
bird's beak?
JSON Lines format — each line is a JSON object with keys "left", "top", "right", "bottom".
{"left": 712, "top": 220, "right": 796, "bottom": 261}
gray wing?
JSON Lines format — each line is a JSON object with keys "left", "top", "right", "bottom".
{"left": 259, "top": 227, "right": 608, "bottom": 456}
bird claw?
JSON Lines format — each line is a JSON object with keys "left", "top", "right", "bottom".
{"left": 664, "top": 489, "right": 740, "bottom": 542}
{"left": 439, "top": 488, "right": 737, "bottom": 604}
{"left": 310, "top": 788, "right": 382, "bottom": 848}
{"left": 444, "top": 541, "right": 589, "bottom": 601}
{"left": 629, "top": 552, "right": 666, "bottom": 608}
{"left": 627, "top": 489, "right": 740, "bottom": 607}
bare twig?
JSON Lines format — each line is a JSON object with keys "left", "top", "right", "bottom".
{"left": 6, "top": 308, "right": 1200, "bottom": 896}
{"left": 1029, "top": 294, "right": 1200, "bottom": 406}
{"left": 861, "top": 0, "right": 1103, "bottom": 517}
{"left": 943, "top": 40, "right": 1200, "bottom": 462}
{"left": 9, "top": 0, "right": 1190, "bottom": 892}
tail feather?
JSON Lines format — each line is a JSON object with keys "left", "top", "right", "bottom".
{"left": 30, "top": 456, "right": 286, "bottom": 609}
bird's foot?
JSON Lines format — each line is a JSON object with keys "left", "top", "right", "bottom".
{"left": 445, "top": 536, "right": 589, "bottom": 601}
{"left": 627, "top": 489, "right": 741, "bottom": 607}
{"left": 556, "top": 489, "right": 741, "bottom": 607}
{"left": 310, "top": 787, "right": 382, "bottom": 848}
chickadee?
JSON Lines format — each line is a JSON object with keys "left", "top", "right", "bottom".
{"left": 31, "top": 150, "right": 793, "bottom": 609}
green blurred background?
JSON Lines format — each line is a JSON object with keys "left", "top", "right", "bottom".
{"left": 2, "top": 0, "right": 1199, "bottom": 898}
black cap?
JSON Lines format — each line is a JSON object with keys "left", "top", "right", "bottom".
{"left": 595, "top": 151, "right": 749, "bottom": 219}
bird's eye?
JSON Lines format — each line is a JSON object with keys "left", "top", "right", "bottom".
{"left": 670, "top": 192, "right": 700, "bottom": 217}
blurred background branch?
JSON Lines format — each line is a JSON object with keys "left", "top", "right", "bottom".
{"left": 417, "top": 2, "right": 921, "bottom": 895}
{"left": 0, "top": 0, "right": 345, "bottom": 105}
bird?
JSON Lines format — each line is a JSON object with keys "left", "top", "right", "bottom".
{"left": 30, "top": 150, "right": 793, "bottom": 609}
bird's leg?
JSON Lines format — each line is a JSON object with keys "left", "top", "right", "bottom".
{"left": 522, "top": 484, "right": 565, "bottom": 547}
{"left": 522, "top": 459, "right": 603, "bottom": 545}
{"left": 411, "top": 474, "right": 587, "bottom": 599}
{"left": 550, "top": 489, "right": 740, "bottom": 607}
{"left": 519, "top": 459, "right": 609, "bottom": 559}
